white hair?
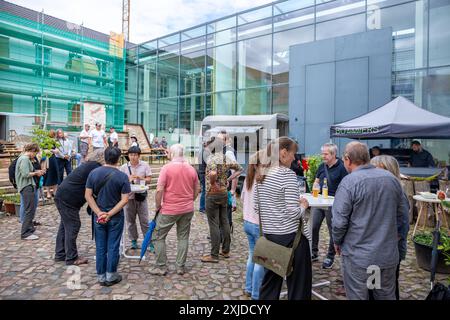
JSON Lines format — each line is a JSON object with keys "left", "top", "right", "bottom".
{"left": 170, "top": 144, "right": 184, "bottom": 158}
{"left": 321, "top": 143, "right": 338, "bottom": 156}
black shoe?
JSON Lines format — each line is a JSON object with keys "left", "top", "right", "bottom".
{"left": 311, "top": 254, "right": 319, "bottom": 262}
{"left": 54, "top": 257, "right": 66, "bottom": 262}
{"left": 105, "top": 275, "right": 122, "bottom": 287}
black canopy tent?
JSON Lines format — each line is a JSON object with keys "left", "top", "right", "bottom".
{"left": 330, "top": 96, "right": 450, "bottom": 139}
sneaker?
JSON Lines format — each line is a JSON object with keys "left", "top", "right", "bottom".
{"left": 105, "top": 274, "right": 122, "bottom": 287}
{"left": 322, "top": 257, "right": 334, "bottom": 269}
{"left": 243, "top": 290, "right": 251, "bottom": 298}
{"left": 131, "top": 240, "right": 138, "bottom": 250}
{"left": 311, "top": 254, "right": 319, "bottom": 262}
{"left": 176, "top": 266, "right": 186, "bottom": 275}
{"left": 200, "top": 255, "right": 219, "bottom": 263}
{"left": 22, "top": 234, "right": 39, "bottom": 240}
{"left": 219, "top": 251, "right": 230, "bottom": 259}
{"left": 149, "top": 266, "right": 168, "bottom": 276}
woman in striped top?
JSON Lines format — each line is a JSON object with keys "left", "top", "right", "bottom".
{"left": 254, "top": 136, "right": 312, "bottom": 300}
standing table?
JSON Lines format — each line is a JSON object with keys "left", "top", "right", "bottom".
{"left": 280, "top": 193, "right": 334, "bottom": 300}
{"left": 412, "top": 194, "right": 449, "bottom": 237}
{"left": 302, "top": 193, "right": 335, "bottom": 300}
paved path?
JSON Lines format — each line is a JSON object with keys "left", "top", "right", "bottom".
{"left": 0, "top": 193, "right": 447, "bottom": 300}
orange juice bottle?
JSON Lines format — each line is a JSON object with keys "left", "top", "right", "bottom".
{"left": 322, "top": 178, "right": 328, "bottom": 199}
{"left": 312, "top": 178, "right": 320, "bottom": 198}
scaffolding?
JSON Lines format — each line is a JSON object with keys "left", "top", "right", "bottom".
{"left": 0, "top": 8, "right": 126, "bottom": 132}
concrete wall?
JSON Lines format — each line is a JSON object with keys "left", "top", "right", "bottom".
{"left": 289, "top": 28, "right": 392, "bottom": 155}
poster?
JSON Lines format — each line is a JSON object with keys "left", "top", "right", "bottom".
{"left": 83, "top": 102, "right": 105, "bottom": 128}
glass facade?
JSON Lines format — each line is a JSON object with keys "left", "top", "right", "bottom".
{"left": 125, "top": 0, "right": 449, "bottom": 161}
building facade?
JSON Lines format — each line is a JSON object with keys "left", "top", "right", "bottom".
{"left": 0, "top": 1, "right": 125, "bottom": 139}
{"left": 126, "top": 0, "right": 450, "bottom": 162}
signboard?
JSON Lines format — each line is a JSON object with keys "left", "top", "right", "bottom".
{"left": 83, "top": 102, "right": 105, "bottom": 128}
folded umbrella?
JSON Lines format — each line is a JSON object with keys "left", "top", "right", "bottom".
{"left": 139, "top": 208, "right": 160, "bottom": 264}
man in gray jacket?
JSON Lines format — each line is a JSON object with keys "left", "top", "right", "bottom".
{"left": 332, "top": 142, "right": 409, "bottom": 300}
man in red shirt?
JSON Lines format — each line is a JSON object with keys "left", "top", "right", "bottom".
{"left": 150, "top": 144, "right": 200, "bottom": 276}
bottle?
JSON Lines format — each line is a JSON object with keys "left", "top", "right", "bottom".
{"left": 322, "top": 178, "right": 328, "bottom": 199}
{"left": 312, "top": 178, "right": 320, "bottom": 198}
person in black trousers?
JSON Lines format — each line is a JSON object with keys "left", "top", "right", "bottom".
{"left": 254, "top": 137, "right": 311, "bottom": 300}
{"left": 54, "top": 149, "right": 104, "bottom": 265}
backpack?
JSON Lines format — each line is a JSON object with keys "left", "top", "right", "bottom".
{"left": 8, "top": 157, "right": 19, "bottom": 189}
{"left": 426, "top": 283, "right": 450, "bottom": 300}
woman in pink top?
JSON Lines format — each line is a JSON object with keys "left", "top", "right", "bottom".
{"left": 241, "top": 151, "right": 265, "bottom": 300}
{"left": 150, "top": 144, "right": 200, "bottom": 276}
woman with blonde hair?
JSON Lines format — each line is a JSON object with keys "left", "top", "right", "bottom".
{"left": 241, "top": 150, "right": 265, "bottom": 299}
{"left": 254, "top": 137, "right": 311, "bottom": 300}
{"left": 370, "top": 155, "right": 409, "bottom": 300}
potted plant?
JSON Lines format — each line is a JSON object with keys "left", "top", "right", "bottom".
{"left": 3, "top": 194, "right": 19, "bottom": 215}
{"left": 413, "top": 228, "right": 450, "bottom": 274}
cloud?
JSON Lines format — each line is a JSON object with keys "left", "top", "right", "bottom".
{"left": 8, "top": 0, "right": 274, "bottom": 44}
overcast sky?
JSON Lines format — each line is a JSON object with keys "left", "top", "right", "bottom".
{"left": 9, "top": 0, "right": 274, "bottom": 44}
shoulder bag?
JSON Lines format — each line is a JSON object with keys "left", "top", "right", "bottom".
{"left": 252, "top": 183, "right": 303, "bottom": 278}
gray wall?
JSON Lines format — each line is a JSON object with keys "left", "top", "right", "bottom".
{"left": 289, "top": 28, "right": 392, "bottom": 155}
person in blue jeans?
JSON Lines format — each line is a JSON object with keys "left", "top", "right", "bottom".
{"left": 85, "top": 147, "right": 131, "bottom": 287}
{"left": 240, "top": 152, "right": 264, "bottom": 299}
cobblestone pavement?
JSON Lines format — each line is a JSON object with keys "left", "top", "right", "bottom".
{"left": 0, "top": 192, "right": 447, "bottom": 300}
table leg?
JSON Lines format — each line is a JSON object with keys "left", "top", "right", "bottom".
{"left": 441, "top": 204, "right": 449, "bottom": 230}
{"left": 413, "top": 202, "right": 424, "bottom": 237}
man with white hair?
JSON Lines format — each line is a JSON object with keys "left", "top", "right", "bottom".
{"left": 150, "top": 144, "right": 200, "bottom": 276}
{"left": 311, "top": 142, "right": 348, "bottom": 269}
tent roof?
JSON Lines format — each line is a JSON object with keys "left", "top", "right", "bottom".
{"left": 330, "top": 96, "right": 450, "bottom": 139}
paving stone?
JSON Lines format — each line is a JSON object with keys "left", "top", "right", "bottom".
{"left": 0, "top": 194, "right": 446, "bottom": 300}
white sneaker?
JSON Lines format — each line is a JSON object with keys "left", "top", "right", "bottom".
{"left": 23, "top": 234, "right": 39, "bottom": 240}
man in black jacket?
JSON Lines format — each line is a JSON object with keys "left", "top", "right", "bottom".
{"left": 311, "top": 143, "right": 348, "bottom": 269}
{"left": 54, "top": 149, "right": 104, "bottom": 266}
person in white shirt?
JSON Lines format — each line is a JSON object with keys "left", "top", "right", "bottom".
{"left": 79, "top": 124, "right": 91, "bottom": 162}
{"left": 90, "top": 123, "right": 107, "bottom": 150}
{"left": 108, "top": 127, "right": 119, "bottom": 148}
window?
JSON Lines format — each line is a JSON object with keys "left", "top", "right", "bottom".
{"left": 35, "top": 45, "right": 51, "bottom": 76}
{"left": 124, "top": 109, "right": 130, "bottom": 124}
{"left": 70, "top": 104, "right": 81, "bottom": 126}
{"left": 159, "top": 76, "right": 169, "bottom": 98}
{"left": 159, "top": 114, "right": 167, "bottom": 131}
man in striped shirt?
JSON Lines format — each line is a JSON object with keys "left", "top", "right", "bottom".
{"left": 201, "top": 136, "right": 243, "bottom": 263}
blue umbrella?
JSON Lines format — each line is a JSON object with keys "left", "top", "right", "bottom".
{"left": 139, "top": 208, "right": 160, "bottom": 264}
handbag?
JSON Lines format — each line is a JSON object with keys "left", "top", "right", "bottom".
{"left": 127, "top": 163, "right": 147, "bottom": 202}
{"left": 252, "top": 184, "right": 303, "bottom": 278}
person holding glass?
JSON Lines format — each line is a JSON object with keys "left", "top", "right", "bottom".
{"left": 311, "top": 143, "right": 348, "bottom": 269}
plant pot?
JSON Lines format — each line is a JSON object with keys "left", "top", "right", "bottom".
{"left": 4, "top": 202, "right": 15, "bottom": 214}
{"left": 413, "top": 238, "right": 450, "bottom": 274}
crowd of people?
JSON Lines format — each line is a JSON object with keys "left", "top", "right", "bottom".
{"left": 13, "top": 126, "right": 419, "bottom": 299}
